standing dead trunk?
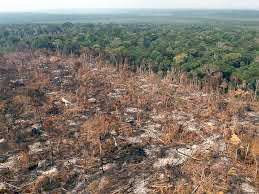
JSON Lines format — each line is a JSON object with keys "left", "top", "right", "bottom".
{"left": 255, "top": 80, "right": 259, "bottom": 100}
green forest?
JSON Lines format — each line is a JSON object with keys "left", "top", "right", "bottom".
{"left": 0, "top": 10, "right": 258, "bottom": 89}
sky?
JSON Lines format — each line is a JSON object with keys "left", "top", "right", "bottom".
{"left": 0, "top": 0, "right": 259, "bottom": 12}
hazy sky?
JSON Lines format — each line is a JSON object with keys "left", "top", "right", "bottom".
{"left": 1, "top": 0, "right": 259, "bottom": 12}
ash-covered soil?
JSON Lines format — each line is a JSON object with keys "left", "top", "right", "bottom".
{"left": 0, "top": 52, "right": 259, "bottom": 193}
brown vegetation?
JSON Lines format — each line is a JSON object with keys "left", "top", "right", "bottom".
{"left": 0, "top": 51, "right": 258, "bottom": 193}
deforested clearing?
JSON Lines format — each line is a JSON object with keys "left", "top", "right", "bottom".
{"left": 0, "top": 51, "right": 258, "bottom": 193}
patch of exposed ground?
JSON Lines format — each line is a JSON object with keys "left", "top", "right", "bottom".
{"left": 0, "top": 52, "right": 259, "bottom": 193}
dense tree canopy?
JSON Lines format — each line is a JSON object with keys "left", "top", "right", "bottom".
{"left": 0, "top": 22, "right": 258, "bottom": 87}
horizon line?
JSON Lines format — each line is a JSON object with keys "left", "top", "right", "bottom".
{"left": 1, "top": 8, "right": 259, "bottom": 13}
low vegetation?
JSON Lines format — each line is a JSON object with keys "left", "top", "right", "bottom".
{"left": 0, "top": 51, "right": 258, "bottom": 193}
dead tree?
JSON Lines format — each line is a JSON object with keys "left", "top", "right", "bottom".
{"left": 255, "top": 80, "right": 259, "bottom": 100}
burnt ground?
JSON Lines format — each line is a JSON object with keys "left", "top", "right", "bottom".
{"left": 0, "top": 52, "right": 259, "bottom": 193}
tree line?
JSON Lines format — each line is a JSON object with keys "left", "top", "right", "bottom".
{"left": 0, "top": 22, "right": 258, "bottom": 89}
